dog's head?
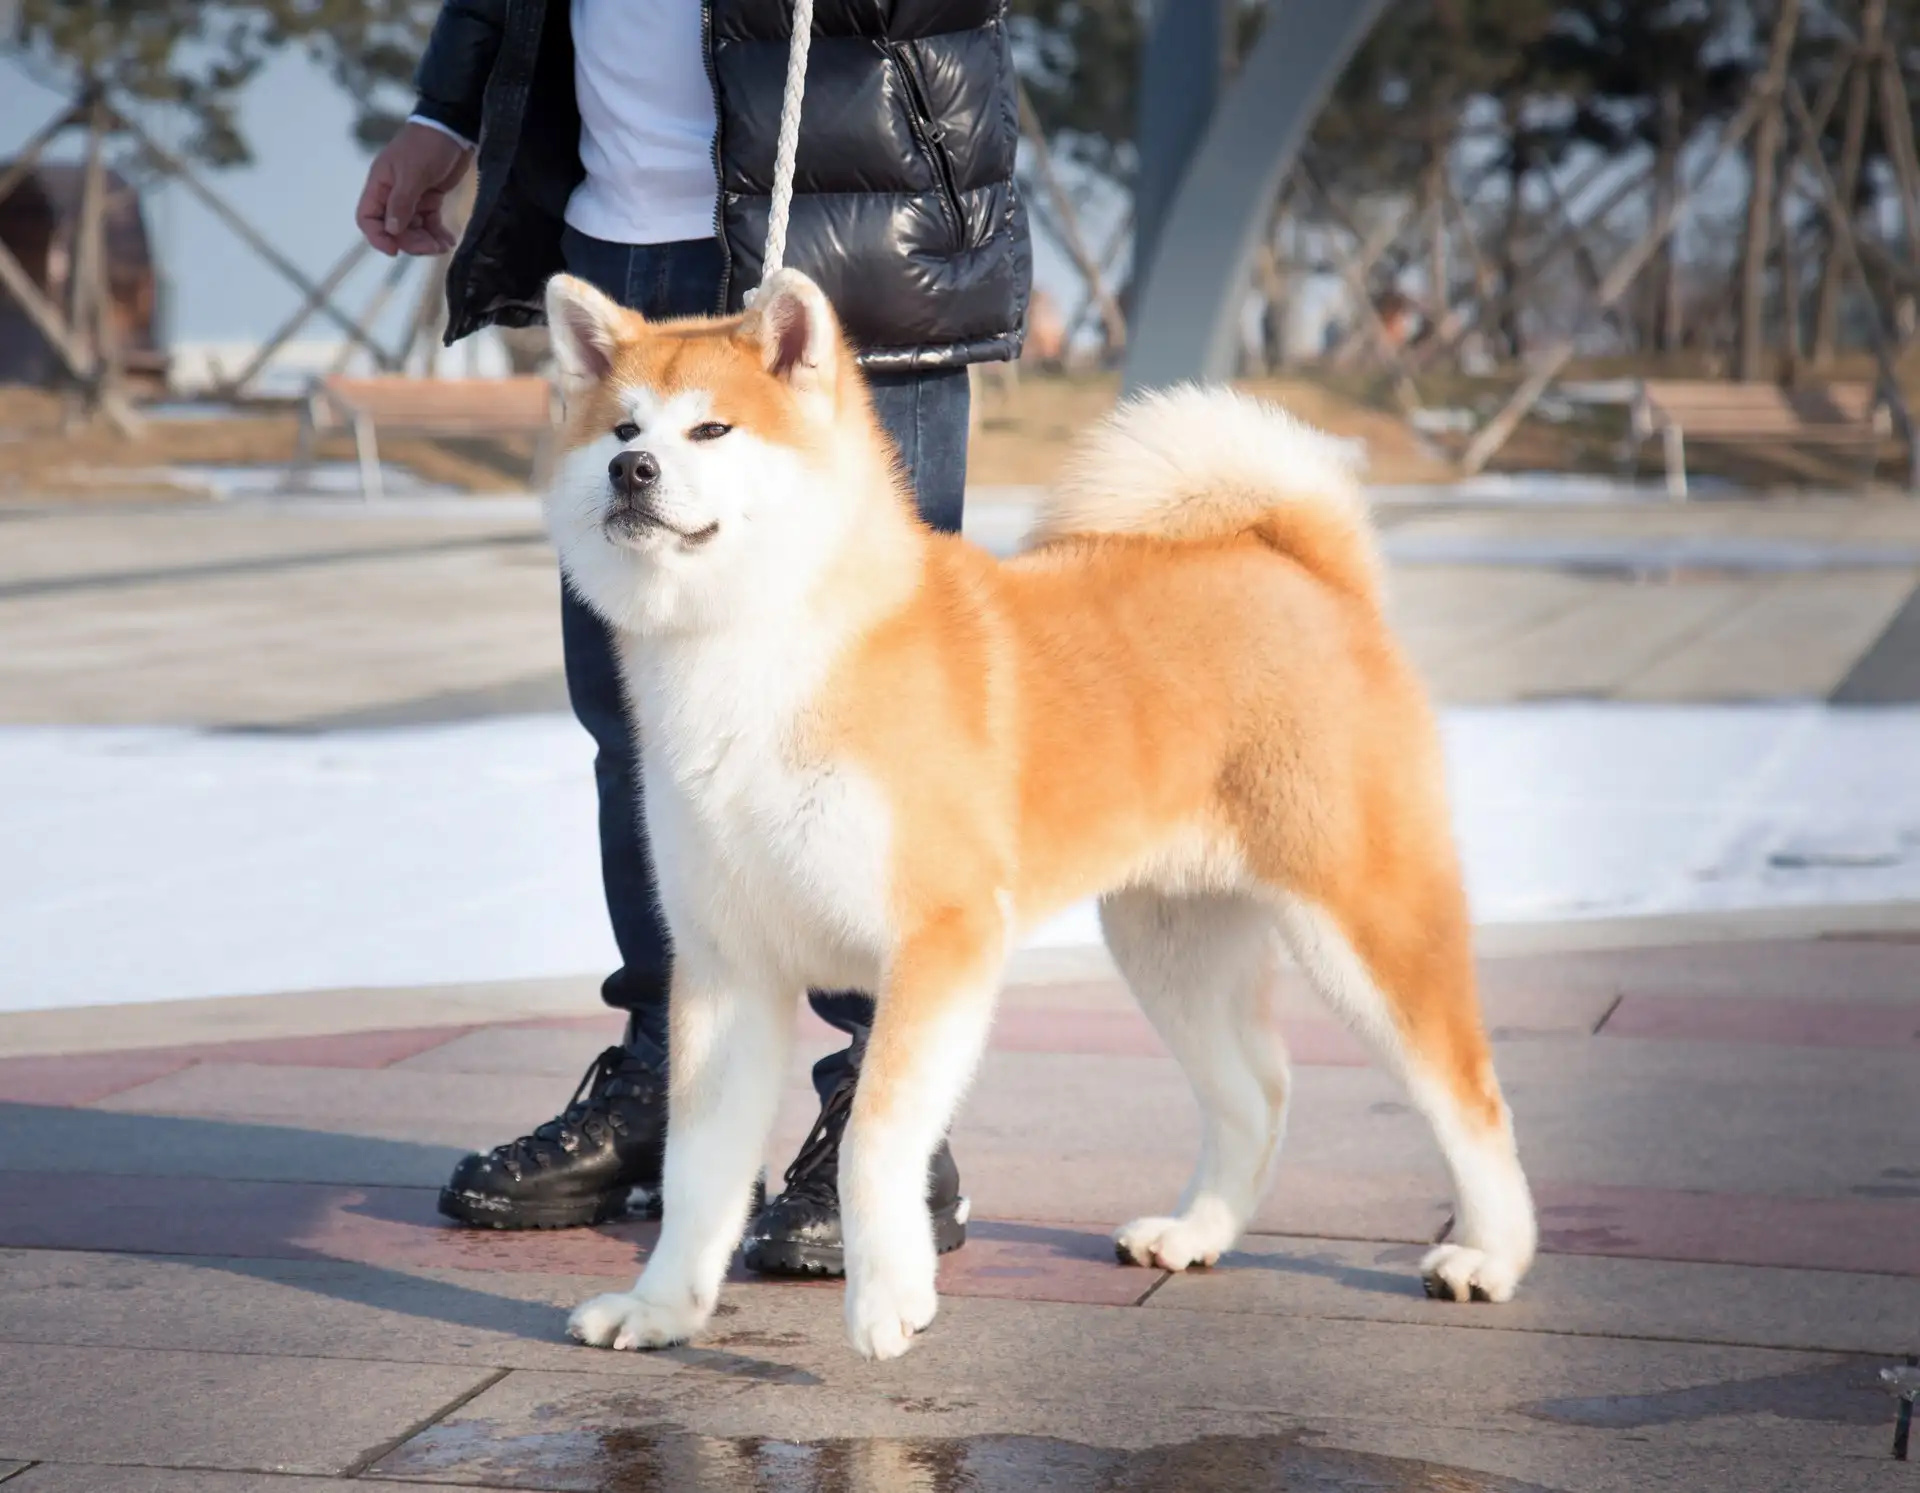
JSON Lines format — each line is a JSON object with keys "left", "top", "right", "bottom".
{"left": 542, "top": 268, "right": 894, "bottom": 635}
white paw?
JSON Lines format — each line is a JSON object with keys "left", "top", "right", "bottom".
{"left": 1114, "top": 1214, "right": 1229, "bottom": 1271}
{"left": 844, "top": 1269, "right": 939, "bottom": 1361}
{"left": 1419, "top": 1243, "right": 1522, "bottom": 1303}
{"left": 567, "top": 1290, "right": 705, "bottom": 1351}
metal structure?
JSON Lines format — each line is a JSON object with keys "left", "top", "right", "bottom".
{"left": 1123, "top": 0, "right": 1395, "bottom": 394}
{"left": 1131, "top": 0, "right": 1227, "bottom": 292}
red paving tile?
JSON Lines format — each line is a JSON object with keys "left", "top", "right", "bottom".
{"left": 506, "top": 985, "right": 1595, "bottom": 1067}
{"left": 937, "top": 1220, "right": 1160, "bottom": 1306}
{"left": 509, "top": 1013, "right": 629, "bottom": 1035}
{"left": 200, "top": 1025, "right": 482, "bottom": 1069}
{"left": 1251, "top": 1168, "right": 1453, "bottom": 1245}
{"left": 1482, "top": 938, "right": 1920, "bottom": 1004}
{"left": 0, "top": 1052, "right": 196, "bottom": 1106}
{"left": 982, "top": 987, "right": 1897, "bottom": 1058}
{"left": 6, "top": 1006, "right": 1368, "bottom": 1116}
{"left": 0, "top": 1172, "right": 1155, "bottom": 1306}
{"left": 1000, "top": 979, "right": 1136, "bottom": 1011}
{"left": 1600, "top": 994, "right": 1920, "bottom": 1050}
{"left": 538, "top": 1005, "right": 1373, "bottom": 1065}
{"left": 19, "top": 978, "right": 1903, "bottom": 1120}
{"left": 16, "top": 1167, "right": 1910, "bottom": 1282}
{"left": 988, "top": 1008, "right": 1166, "bottom": 1060}
{"left": 0, "top": 1169, "right": 654, "bottom": 1273}
{"left": 1477, "top": 986, "right": 1619, "bottom": 1035}
{"left": 984, "top": 1008, "right": 1373, "bottom": 1066}
{"left": 1535, "top": 1183, "right": 1920, "bottom": 1276}
{"left": 1822, "top": 930, "right": 1920, "bottom": 945}
{"left": 2, "top": 1027, "right": 480, "bottom": 1111}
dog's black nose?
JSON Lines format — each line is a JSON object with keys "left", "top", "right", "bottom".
{"left": 608, "top": 449, "right": 660, "bottom": 493}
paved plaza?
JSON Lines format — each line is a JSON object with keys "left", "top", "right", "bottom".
{"left": 0, "top": 487, "right": 1916, "bottom": 1490}
{"left": 6, "top": 488, "right": 1920, "bottom": 729}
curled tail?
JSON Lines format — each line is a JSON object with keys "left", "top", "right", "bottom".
{"left": 1030, "top": 385, "right": 1383, "bottom": 605}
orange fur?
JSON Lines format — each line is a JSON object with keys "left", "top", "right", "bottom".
{"left": 553, "top": 272, "right": 1532, "bottom": 1355}
{"left": 558, "top": 295, "right": 1503, "bottom": 1141}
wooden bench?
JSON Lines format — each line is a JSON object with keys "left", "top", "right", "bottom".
{"left": 290, "top": 374, "right": 561, "bottom": 500}
{"left": 1628, "top": 379, "right": 1887, "bottom": 497}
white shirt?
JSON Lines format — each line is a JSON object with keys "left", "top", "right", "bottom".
{"left": 563, "top": 0, "right": 719, "bottom": 245}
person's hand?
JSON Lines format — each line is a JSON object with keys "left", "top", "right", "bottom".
{"left": 356, "top": 122, "right": 472, "bottom": 256}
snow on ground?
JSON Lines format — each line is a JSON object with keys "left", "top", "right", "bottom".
{"left": 5, "top": 704, "right": 1920, "bottom": 1013}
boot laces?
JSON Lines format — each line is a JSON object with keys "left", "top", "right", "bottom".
{"left": 778, "top": 1074, "right": 856, "bottom": 1205}
{"left": 490, "top": 1045, "right": 641, "bottom": 1174}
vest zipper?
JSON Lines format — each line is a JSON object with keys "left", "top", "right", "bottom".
{"left": 888, "top": 42, "right": 964, "bottom": 246}
{"left": 702, "top": 0, "right": 732, "bottom": 313}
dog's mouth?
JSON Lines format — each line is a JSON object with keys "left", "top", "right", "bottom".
{"left": 603, "top": 500, "right": 720, "bottom": 549}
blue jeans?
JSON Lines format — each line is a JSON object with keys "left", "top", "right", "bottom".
{"left": 559, "top": 228, "right": 970, "bottom": 1099}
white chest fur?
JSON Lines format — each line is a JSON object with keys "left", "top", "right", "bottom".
{"left": 620, "top": 628, "right": 896, "bottom": 992}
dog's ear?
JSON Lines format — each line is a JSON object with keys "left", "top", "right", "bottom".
{"left": 738, "top": 269, "right": 840, "bottom": 397}
{"left": 545, "top": 274, "right": 632, "bottom": 388}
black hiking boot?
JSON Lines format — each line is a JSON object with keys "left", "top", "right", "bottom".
{"left": 741, "top": 1074, "right": 969, "bottom": 1277}
{"left": 438, "top": 1044, "right": 667, "bottom": 1230}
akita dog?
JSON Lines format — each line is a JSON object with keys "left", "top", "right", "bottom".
{"left": 545, "top": 268, "right": 1535, "bottom": 1361}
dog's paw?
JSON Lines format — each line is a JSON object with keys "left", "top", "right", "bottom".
{"left": 844, "top": 1270, "right": 939, "bottom": 1361}
{"left": 1419, "top": 1243, "right": 1522, "bottom": 1303}
{"left": 1114, "top": 1215, "right": 1227, "bottom": 1271}
{"left": 568, "top": 1291, "right": 704, "bottom": 1351}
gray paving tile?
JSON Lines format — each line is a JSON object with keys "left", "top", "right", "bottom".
{"left": 1428, "top": 582, "right": 1752, "bottom": 702}
{"left": 1833, "top": 580, "right": 1920, "bottom": 703}
{"left": 948, "top": 1052, "right": 1452, "bottom": 1238}
{"left": 951, "top": 1030, "right": 1915, "bottom": 1231}
{"left": 0, "top": 1342, "right": 494, "bottom": 1474}
{"left": 0, "top": 1250, "right": 682, "bottom": 1377}
{"left": 8, "top": 1468, "right": 425, "bottom": 1492}
{"left": 288, "top": 671, "right": 571, "bottom": 731}
{"left": 367, "top": 1298, "right": 1887, "bottom": 1485}
{"left": 0, "top": 974, "right": 604, "bottom": 1061}
{"left": 1145, "top": 1234, "right": 1920, "bottom": 1354}
{"left": 393, "top": 1025, "right": 622, "bottom": 1077}
{"left": 1496, "top": 1038, "right": 1920, "bottom": 1195}
{"left": 13, "top": 497, "right": 1920, "bottom": 723}
{"left": 0, "top": 1103, "right": 467, "bottom": 1186}
{"left": 0, "top": 515, "right": 561, "bottom": 729}
{"left": 1312, "top": 1423, "right": 1912, "bottom": 1493}
{"left": 91, "top": 1063, "right": 598, "bottom": 1139}
{"left": 61, "top": 1048, "right": 1453, "bottom": 1240}
{"left": 0, "top": 509, "right": 543, "bottom": 588}
{"left": 1624, "top": 572, "right": 1915, "bottom": 701}
{"left": 1478, "top": 936, "right": 1920, "bottom": 1003}
{"left": 1391, "top": 568, "right": 1597, "bottom": 682}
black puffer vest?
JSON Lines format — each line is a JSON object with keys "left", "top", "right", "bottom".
{"left": 414, "top": 0, "right": 1030, "bottom": 369}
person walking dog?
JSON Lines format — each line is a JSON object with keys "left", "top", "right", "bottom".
{"left": 354, "top": 0, "right": 1030, "bottom": 1274}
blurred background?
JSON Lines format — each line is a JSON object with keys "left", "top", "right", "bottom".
{"left": 5, "top": 0, "right": 1920, "bottom": 1014}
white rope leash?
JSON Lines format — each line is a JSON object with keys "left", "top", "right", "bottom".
{"left": 754, "top": 0, "right": 815, "bottom": 292}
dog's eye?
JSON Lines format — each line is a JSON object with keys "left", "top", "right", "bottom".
{"left": 687, "top": 422, "right": 732, "bottom": 442}
{"left": 613, "top": 422, "right": 640, "bottom": 443}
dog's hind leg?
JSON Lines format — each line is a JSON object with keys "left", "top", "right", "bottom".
{"left": 569, "top": 944, "right": 796, "bottom": 1351}
{"left": 1102, "top": 889, "right": 1291, "bottom": 1272}
{"left": 839, "top": 904, "right": 1005, "bottom": 1360}
{"left": 1271, "top": 886, "right": 1536, "bottom": 1303}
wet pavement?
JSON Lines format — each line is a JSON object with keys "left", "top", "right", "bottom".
{"left": 379, "top": 1422, "right": 1560, "bottom": 1492}
{"left": 0, "top": 924, "right": 1916, "bottom": 1491}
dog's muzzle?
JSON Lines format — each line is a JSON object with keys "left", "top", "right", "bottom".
{"left": 602, "top": 449, "right": 717, "bottom": 546}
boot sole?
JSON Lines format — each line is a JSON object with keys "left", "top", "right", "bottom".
{"left": 741, "top": 1196, "right": 969, "bottom": 1278}
{"left": 437, "top": 1185, "right": 661, "bottom": 1231}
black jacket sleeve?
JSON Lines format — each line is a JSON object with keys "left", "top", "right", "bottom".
{"left": 412, "top": 0, "right": 510, "bottom": 143}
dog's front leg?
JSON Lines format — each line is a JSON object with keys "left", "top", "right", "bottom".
{"left": 570, "top": 946, "right": 793, "bottom": 1351}
{"left": 840, "top": 913, "right": 1003, "bottom": 1360}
